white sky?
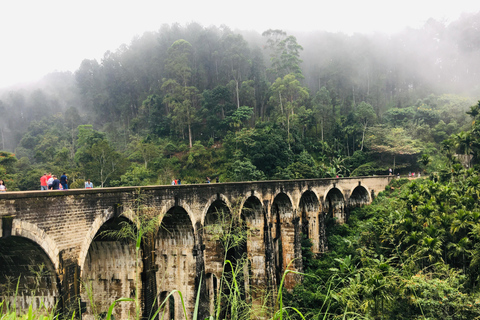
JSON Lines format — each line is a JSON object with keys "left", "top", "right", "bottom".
{"left": 1, "top": 0, "right": 479, "bottom": 89}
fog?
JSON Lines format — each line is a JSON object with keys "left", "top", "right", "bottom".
{"left": 1, "top": 11, "right": 480, "bottom": 152}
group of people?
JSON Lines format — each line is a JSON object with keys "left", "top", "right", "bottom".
{"left": 39, "top": 173, "right": 94, "bottom": 190}
{"left": 40, "top": 172, "right": 69, "bottom": 190}
{"left": 205, "top": 177, "right": 220, "bottom": 183}
{"left": 170, "top": 176, "right": 220, "bottom": 185}
{"left": 389, "top": 168, "right": 421, "bottom": 178}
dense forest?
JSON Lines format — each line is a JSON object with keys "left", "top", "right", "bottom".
{"left": 0, "top": 13, "right": 479, "bottom": 191}
{"left": 287, "top": 107, "right": 480, "bottom": 319}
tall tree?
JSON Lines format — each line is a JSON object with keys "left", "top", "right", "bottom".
{"left": 269, "top": 74, "right": 309, "bottom": 148}
{"left": 355, "top": 101, "right": 377, "bottom": 151}
{"left": 312, "top": 86, "right": 333, "bottom": 141}
{"left": 219, "top": 33, "right": 251, "bottom": 109}
{"left": 163, "top": 39, "right": 200, "bottom": 148}
{"left": 262, "top": 29, "right": 304, "bottom": 80}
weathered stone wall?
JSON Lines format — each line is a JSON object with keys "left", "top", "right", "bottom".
{"left": 0, "top": 176, "right": 393, "bottom": 319}
{"left": 81, "top": 241, "right": 139, "bottom": 320}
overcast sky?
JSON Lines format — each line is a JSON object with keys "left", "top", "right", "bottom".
{"left": 1, "top": 0, "right": 479, "bottom": 89}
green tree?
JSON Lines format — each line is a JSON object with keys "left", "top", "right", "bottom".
{"left": 75, "top": 125, "right": 126, "bottom": 187}
{"left": 163, "top": 39, "right": 200, "bottom": 148}
{"left": 367, "top": 127, "right": 422, "bottom": 173}
{"left": 269, "top": 74, "right": 309, "bottom": 148}
{"left": 312, "top": 87, "right": 333, "bottom": 141}
{"left": 262, "top": 29, "right": 304, "bottom": 80}
{"left": 355, "top": 101, "right": 377, "bottom": 151}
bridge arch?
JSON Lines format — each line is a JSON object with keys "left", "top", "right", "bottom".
{"left": 162, "top": 199, "right": 197, "bottom": 231}
{"left": 241, "top": 195, "right": 266, "bottom": 302}
{"left": 9, "top": 219, "right": 60, "bottom": 269}
{"left": 299, "top": 190, "right": 322, "bottom": 254}
{"left": 324, "top": 186, "right": 347, "bottom": 224}
{"left": 201, "top": 194, "right": 233, "bottom": 225}
{"left": 271, "top": 192, "right": 298, "bottom": 289}
{"left": 203, "top": 198, "right": 232, "bottom": 280}
{"left": 0, "top": 232, "right": 59, "bottom": 311}
{"left": 80, "top": 213, "right": 138, "bottom": 320}
{"left": 78, "top": 208, "right": 116, "bottom": 271}
{"left": 156, "top": 205, "right": 196, "bottom": 319}
{"left": 238, "top": 191, "right": 264, "bottom": 214}
{"left": 349, "top": 185, "right": 371, "bottom": 207}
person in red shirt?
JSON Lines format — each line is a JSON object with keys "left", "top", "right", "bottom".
{"left": 40, "top": 173, "right": 48, "bottom": 190}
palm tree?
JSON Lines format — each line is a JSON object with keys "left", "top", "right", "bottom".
{"left": 447, "top": 237, "right": 471, "bottom": 274}
{"left": 419, "top": 154, "right": 431, "bottom": 174}
{"left": 454, "top": 131, "right": 473, "bottom": 168}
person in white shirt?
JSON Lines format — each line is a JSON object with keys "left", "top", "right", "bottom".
{"left": 85, "top": 179, "right": 93, "bottom": 189}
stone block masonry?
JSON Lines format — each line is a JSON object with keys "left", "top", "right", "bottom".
{"left": 0, "top": 176, "right": 393, "bottom": 319}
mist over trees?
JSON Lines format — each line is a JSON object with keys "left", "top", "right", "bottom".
{"left": 0, "top": 12, "right": 480, "bottom": 189}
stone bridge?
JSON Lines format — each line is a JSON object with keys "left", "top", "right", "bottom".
{"left": 0, "top": 176, "right": 392, "bottom": 319}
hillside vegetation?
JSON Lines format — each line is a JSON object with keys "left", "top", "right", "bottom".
{"left": 0, "top": 15, "right": 479, "bottom": 191}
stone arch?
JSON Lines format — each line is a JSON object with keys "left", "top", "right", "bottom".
{"left": 324, "top": 186, "right": 347, "bottom": 224}
{"left": 78, "top": 208, "right": 116, "bottom": 272}
{"left": 201, "top": 194, "right": 233, "bottom": 225}
{"left": 299, "top": 190, "right": 322, "bottom": 254}
{"left": 156, "top": 205, "right": 196, "bottom": 320}
{"left": 349, "top": 185, "right": 371, "bottom": 207}
{"left": 271, "top": 192, "right": 297, "bottom": 289}
{"left": 241, "top": 195, "right": 266, "bottom": 303}
{"left": 10, "top": 219, "right": 60, "bottom": 269}
{"left": 238, "top": 191, "right": 264, "bottom": 214}
{"left": 0, "top": 235, "right": 58, "bottom": 311}
{"left": 162, "top": 199, "right": 198, "bottom": 232}
{"left": 81, "top": 214, "right": 138, "bottom": 320}
{"left": 203, "top": 198, "right": 231, "bottom": 279}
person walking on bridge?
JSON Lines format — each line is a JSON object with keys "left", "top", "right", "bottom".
{"left": 85, "top": 179, "right": 93, "bottom": 189}
{"left": 40, "top": 173, "right": 48, "bottom": 190}
{"left": 60, "top": 172, "right": 68, "bottom": 190}
{"left": 49, "top": 175, "right": 60, "bottom": 190}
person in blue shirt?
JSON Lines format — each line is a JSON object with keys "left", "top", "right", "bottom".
{"left": 60, "top": 173, "right": 68, "bottom": 190}
{"left": 85, "top": 179, "right": 93, "bottom": 189}
{"left": 50, "top": 175, "right": 61, "bottom": 190}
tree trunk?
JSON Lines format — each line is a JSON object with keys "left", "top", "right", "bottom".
{"left": 287, "top": 113, "right": 291, "bottom": 150}
{"left": 361, "top": 122, "right": 367, "bottom": 151}
{"left": 188, "top": 123, "right": 193, "bottom": 148}
{"left": 236, "top": 80, "right": 240, "bottom": 109}
{"left": 321, "top": 118, "right": 324, "bottom": 141}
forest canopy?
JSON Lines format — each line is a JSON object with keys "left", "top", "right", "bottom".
{"left": 0, "top": 13, "right": 480, "bottom": 189}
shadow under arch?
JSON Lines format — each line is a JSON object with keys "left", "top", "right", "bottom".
{"left": 156, "top": 205, "right": 196, "bottom": 320}
{"left": 349, "top": 185, "right": 371, "bottom": 208}
{"left": 299, "top": 190, "right": 322, "bottom": 255}
{"left": 204, "top": 199, "right": 231, "bottom": 279}
{"left": 201, "top": 194, "right": 233, "bottom": 226}
{"left": 80, "top": 215, "right": 138, "bottom": 320}
{"left": 0, "top": 235, "right": 59, "bottom": 312}
{"left": 271, "top": 192, "right": 297, "bottom": 290}
{"left": 78, "top": 208, "right": 116, "bottom": 273}
{"left": 241, "top": 195, "right": 266, "bottom": 304}
{"left": 11, "top": 219, "right": 60, "bottom": 269}
{"left": 324, "top": 187, "right": 346, "bottom": 224}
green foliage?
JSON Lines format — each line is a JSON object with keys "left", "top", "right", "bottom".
{"left": 2, "top": 23, "right": 479, "bottom": 195}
